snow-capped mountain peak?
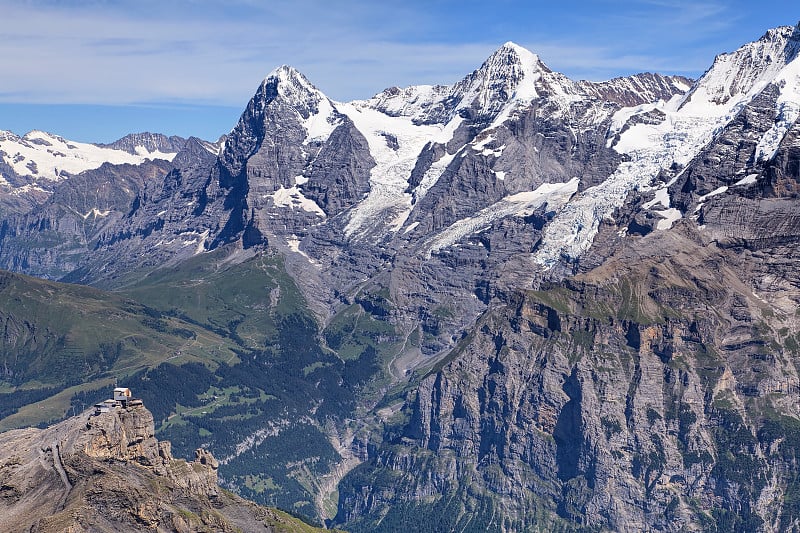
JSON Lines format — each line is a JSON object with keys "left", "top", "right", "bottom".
{"left": 333, "top": 42, "right": 552, "bottom": 238}
{"left": 266, "top": 64, "right": 304, "bottom": 80}
{"left": 452, "top": 41, "right": 546, "bottom": 123}
{"left": 354, "top": 41, "right": 548, "bottom": 128}
{"left": 243, "top": 65, "right": 336, "bottom": 129}
{"left": 498, "top": 41, "right": 538, "bottom": 58}
{"left": 480, "top": 41, "right": 545, "bottom": 88}
{"left": 679, "top": 23, "right": 800, "bottom": 115}
{"left": 219, "top": 65, "right": 341, "bottom": 178}
{"left": 263, "top": 65, "right": 326, "bottom": 108}
{"left": 0, "top": 129, "right": 180, "bottom": 189}
{"left": 258, "top": 65, "right": 339, "bottom": 139}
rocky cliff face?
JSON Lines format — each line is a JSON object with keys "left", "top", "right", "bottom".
{"left": 326, "top": 25, "right": 800, "bottom": 532}
{"left": 335, "top": 224, "right": 800, "bottom": 532}
{"left": 0, "top": 401, "right": 330, "bottom": 532}
{"left": 0, "top": 159, "right": 175, "bottom": 280}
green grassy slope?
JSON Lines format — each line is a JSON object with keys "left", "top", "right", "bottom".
{"left": 0, "top": 247, "right": 401, "bottom": 525}
{"left": 116, "top": 248, "right": 306, "bottom": 350}
{"left": 0, "top": 269, "right": 240, "bottom": 429}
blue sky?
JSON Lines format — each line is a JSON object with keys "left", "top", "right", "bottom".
{"left": 0, "top": 0, "right": 796, "bottom": 142}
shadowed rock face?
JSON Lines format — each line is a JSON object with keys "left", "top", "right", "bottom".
{"left": 0, "top": 402, "right": 328, "bottom": 533}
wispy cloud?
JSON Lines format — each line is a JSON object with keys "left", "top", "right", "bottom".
{"left": 0, "top": 1, "right": 491, "bottom": 104}
{"left": 595, "top": 0, "right": 738, "bottom": 44}
{"left": 0, "top": 0, "right": 791, "bottom": 108}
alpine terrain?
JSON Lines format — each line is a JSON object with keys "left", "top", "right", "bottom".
{"left": 0, "top": 394, "right": 334, "bottom": 532}
{"left": 1, "top": 22, "right": 800, "bottom": 532}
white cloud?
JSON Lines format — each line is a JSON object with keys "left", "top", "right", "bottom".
{"left": 0, "top": 1, "right": 477, "bottom": 104}
{"left": 0, "top": 0, "right": 783, "bottom": 108}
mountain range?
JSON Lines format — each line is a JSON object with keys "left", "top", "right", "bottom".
{"left": 1, "top": 22, "right": 800, "bottom": 532}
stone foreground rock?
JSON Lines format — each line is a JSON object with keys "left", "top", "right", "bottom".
{"left": 0, "top": 401, "right": 330, "bottom": 532}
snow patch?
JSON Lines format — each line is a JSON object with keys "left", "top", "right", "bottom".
{"left": 472, "top": 135, "right": 495, "bottom": 152}
{"left": 482, "top": 145, "right": 507, "bottom": 157}
{"left": 654, "top": 208, "right": 682, "bottom": 230}
{"left": 179, "top": 231, "right": 202, "bottom": 246}
{"left": 735, "top": 174, "right": 759, "bottom": 186}
{"left": 0, "top": 130, "right": 178, "bottom": 184}
{"left": 286, "top": 236, "right": 301, "bottom": 253}
{"left": 643, "top": 187, "right": 671, "bottom": 209}
{"left": 755, "top": 107, "right": 797, "bottom": 161}
{"left": 472, "top": 135, "right": 507, "bottom": 157}
{"left": 286, "top": 235, "right": 311, "bottom": 260}
{"left": 697, "top": 185, "right": 729, "bottom": 203}
{"left": 195, "top": 229, "right": 210, "bottom": 254}
{"left": 133, "top": 146, "right": 174, "bottom": 160}
{"left": 302, "top": 96, "right": 340, "bottom": 144}
{"left": 425, "top": 178, "right": 579, "bottom": 257}
{"left": 10, "top": 183, "right": 48, "bottom": 196}
{"left": 403, "top": 221, "right": 420, "bottom": 234}
{"left": 673, "top": 79, "right": 692, "bottom": 92}
{"left": 80, "top": 208, "right": 111, "bottom": 219}
{"left": 607, "top": 102, "right": 662, "bottom": 145}
{"left": 201, "top": 141, "right": 219, "bottom": 155}
{"left": 270, "top": 186, "right": 326, "bottom": 216}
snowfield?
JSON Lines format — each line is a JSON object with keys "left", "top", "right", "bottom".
{"left": 0, "top": 130, "right": 178, "bottom": 184}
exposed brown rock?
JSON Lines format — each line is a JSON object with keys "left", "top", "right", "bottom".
{"left": 0, "top": 402, "right": 330, "bottom": 533}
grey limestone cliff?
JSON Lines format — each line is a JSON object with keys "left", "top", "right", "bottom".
{"left": 335, "top": 224, "right": 800, "bottom": 532}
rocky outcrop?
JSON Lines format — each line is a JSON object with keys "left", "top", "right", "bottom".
{"left": 0, "top": 401, "right": 330, "bottom": 532}
{"left": 579, "top": 73, "right": 693, "bottom": 107}
{"left": 667, "top": 84, "right": 782, "bottom": 214}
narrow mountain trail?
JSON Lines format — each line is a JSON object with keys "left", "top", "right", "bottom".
{"left": 51, "top": 440, "right": 72, "bottom": 509}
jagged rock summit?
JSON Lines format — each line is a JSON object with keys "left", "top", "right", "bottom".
{"left": 0, "top": 392, "right": 329, "bottom": 532}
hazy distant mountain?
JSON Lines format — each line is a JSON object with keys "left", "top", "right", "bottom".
{"left": 0, "top": 130, "right": 188, "bottom": 214}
